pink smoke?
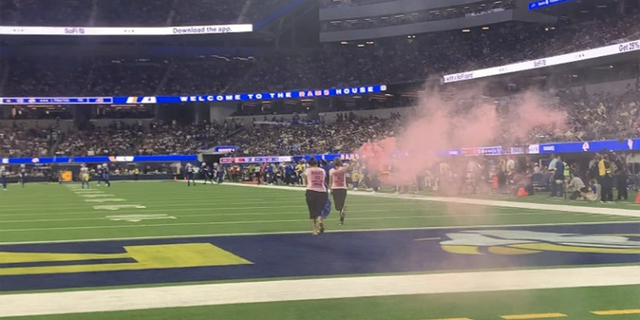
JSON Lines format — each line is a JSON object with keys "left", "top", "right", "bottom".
{"left": 357, "top": 89, "right": 567, "bottom": 186}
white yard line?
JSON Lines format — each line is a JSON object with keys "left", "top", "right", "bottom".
{"left": 221, "top": 183, "right": 640, "bottom": 218}
{"left": 1, "top": 265, "right": 639, "bottom": 317}
{"left": 1, "top": 210, "right": 584, "bottom": 233}
{"left": 0, "top": 206, "right": 550, "bottom": 224}
{"left": 0, "top": 199, "right": 441, "bottom": 214}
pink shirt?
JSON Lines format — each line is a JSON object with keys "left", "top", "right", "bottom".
{"left": 329, "top": 167, "right": 347, "bottom": 189}
{"left": 304, "top": 167, "right": 327, "bottom": 192}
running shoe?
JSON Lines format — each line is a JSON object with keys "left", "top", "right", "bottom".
{"left": 339, "top": 206, "right": 347, "bottom": 225}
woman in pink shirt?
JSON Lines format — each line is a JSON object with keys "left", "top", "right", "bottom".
{"left": 329, "top": 158, "right": 351, "bottom": 225}
{"left": 302, "top": 158, "right": 327, "bottom": 235}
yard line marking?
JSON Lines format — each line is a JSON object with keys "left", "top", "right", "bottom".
{"left": 501, "top": 313, "right": 567, "bottom": 319}
{"left": 0, "top": 210, "right": 623, "bottom": 232}
{"left": 414, "top": 237, "right": 442, "bottom": 241}
{"left": 84, "top": 198, "right": 127, "bottom": 203}
{"left": 0, "top": 220, "right": 637, "bottom": 245}
{"left": 0, "top": 201, "right": 310, "bottom": 212}
{"left": 0, "top": 200, "right": 500, "bottom": 215}
{"left": 78, "top": 194, "right": 114, "bottom": 198}
{"left": 0, "top": 209, "right": 559, "bottom": 224}
{"left": 222, "top": 183, "right": 640, "bottom": 218}
{"left": 0, "top": 197, "right": 314, "bottom": 206}
{"left": 1, "top": 214, "right": 558, "bottom": 232}
{"left": 591, "top": 309, "right": 640, "bottom": 315}
{"left": 106, "top": 214, "right": 176, "bottom": 222}
{"left": 0, "top": 266, "right": 638, "bottom": 317}
{"left": 0, "top": 205, "right": 311, "bottom": 216}
{"left": 92, "top": 205, "right": 147, "bottom": 211}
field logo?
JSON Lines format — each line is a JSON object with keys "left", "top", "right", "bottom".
{"left": 0, "top": 243, "right": 252, "bottom": 276}
{"left": 438, "top": 230, "right": 640, "bottom": 255}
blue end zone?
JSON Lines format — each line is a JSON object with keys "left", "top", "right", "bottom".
{"left": 1, "top": 222, "right": 639, "bottom": 292}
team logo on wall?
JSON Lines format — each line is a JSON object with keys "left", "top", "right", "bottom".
{"left": 436, "top": 230, "right": 640, "bottom": 255}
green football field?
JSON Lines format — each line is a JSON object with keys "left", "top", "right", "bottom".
{"left": 1, "top": 181, "right": 637, "bottom": 244}
{"left": 0, "top": 181, "right": 639, "bottom": 320}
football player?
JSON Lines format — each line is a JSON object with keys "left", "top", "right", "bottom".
{"left": 80, "top": 164, "right": 90, "bottom": 189}
{"left": 186, "top": 163, "right": 196, "bottom": 186}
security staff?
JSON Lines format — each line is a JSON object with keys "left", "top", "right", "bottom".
{"left": 598, "top": 153, "right": 613, "bottom": 203}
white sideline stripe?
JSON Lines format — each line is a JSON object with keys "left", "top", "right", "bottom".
{"left": 1, "top": 266, "right": 639, "bottom": 317}
{"left": 1, "top": 220, "right": 637, "bottom": 245}
{"left": 220, "top": 183, "right": 640, "bottom": 218}
{"left": 0, "top": 208, "right": 548, "bottom": 224}
{"left": 0, "top": 210, "right": 585, "bottom": 233}
{"left": 0, "top": 199, "right": 449, "bottom": 213}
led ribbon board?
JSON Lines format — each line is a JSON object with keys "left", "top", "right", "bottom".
{"left": 0, "top": 85, "right": 388, "bottom": 105}
{"left": 0, "top": 24, "right": 253, "bottom": 36}
{"left": 442, "top": 39, "right": 640, "bottom": 84}
{"left": 528, "top": 0, "right": 573, "bottom": 10}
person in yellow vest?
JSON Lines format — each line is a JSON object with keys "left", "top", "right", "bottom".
{"left": 295, "top": 162, "right": 305, "bottom": 185}
{"left": 80, "top": 165, "right": 90, "bottom": 189}
{"left": 351, "top": 166, "right": 361, "bottom": 191}
{"left": 598, "top": 153, "right": 613, "bottom": 203}
{"left": 133, "top": 167, "right": 139, "bottom": 181}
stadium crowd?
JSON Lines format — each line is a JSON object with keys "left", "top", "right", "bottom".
{"left": 51, "top": 120, "right": 242, "bottom": 157}
{"left": 1, "top": 85, "right": 638, "bottom": 158}
{"left": 321, "top": 0, "right": 395, "bottom": 7}
{"left": 1, "top": 11, "right": 638, "bottom": 97}
{"left": 321, "top": 0, "right": 515, "bottom": 31}
{"left": 0, "top": 125, "right": 58, "bottom": 158}
{"left": 232, "top": 113, "right": 402, "bottom": 156}
{"left": 0, "top": 0, "right": 294, "bottom": 26}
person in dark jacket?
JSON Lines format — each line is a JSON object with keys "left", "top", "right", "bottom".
{"left": 613, "top": 153, "right": 629, "bottom": 201}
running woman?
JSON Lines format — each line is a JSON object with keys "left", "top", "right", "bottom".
{"left": 329, "top": 158, "right": 351, "bottom": 225}
{"left": 302, "top": 158, "right": 328, "bottom": 235}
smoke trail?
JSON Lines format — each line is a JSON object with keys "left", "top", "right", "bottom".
{"left": 357, "top": 87, "right": 568, "bottom": 189}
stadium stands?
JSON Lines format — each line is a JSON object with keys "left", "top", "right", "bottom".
{"left": 50, "top": 120, "right": 241, "bottom": 157}
{"left": 1, "top": 12, "right": 638, "bottom": 96}
{"left": 321, "top": 0, "right": 395, "bottom": 7}
{"left": 321, "top": 0, "right": 515, "bottom": 31}
{"left": 0, "top": 125, "right": 57, "bottom": 157}
{"left": 0, "top": 0, "right": 296, "bottom": 26}
{"left": 0, "top": 1, "right": 638, "bottom": 172}
{"left": 1, "top": 87, "right": 638, "bottom": 158}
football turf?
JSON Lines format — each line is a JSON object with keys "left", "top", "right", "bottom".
{"left": 1, "top": 181, "right": 638, "bottom": 244}
{"left": 1, "top": 181, "right": 639, "bottom": 319}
